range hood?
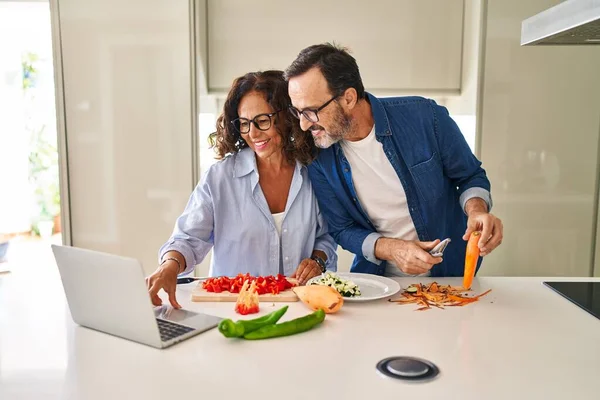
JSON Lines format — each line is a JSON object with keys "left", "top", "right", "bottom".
{"left": 521, "top": 0, "right": 600, "bottom": 45}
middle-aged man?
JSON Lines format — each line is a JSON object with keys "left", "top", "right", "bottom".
{"left": 284, "top": 43, "right": 503, "bottom": 278}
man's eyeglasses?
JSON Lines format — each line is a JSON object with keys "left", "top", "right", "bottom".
{"left": 288, "top": 95, "right": 339, "bottom": 123}
{"left": 231, "top": 111, "right": 280, "bottom": 134}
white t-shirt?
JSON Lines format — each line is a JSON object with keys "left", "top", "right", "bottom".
{"left": 272, "top": 212, "right": 285, "bottom": 236}
{"left": 340, "top": 125, "right": 429, "bottom": 277}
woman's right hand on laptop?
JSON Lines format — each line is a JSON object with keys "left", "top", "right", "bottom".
{"left": 146, "top": 259, "right": 182, "bottom": 309}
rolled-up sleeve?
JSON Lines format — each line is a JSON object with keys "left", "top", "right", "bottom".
{"left": 459, "top": 187, "right": 493, "bottom": 214}
{"left": 158, "top": 169, "right": 215, "bottom": 276}
{"left": 361, "top": 232, "right": 383, "bottom": 265}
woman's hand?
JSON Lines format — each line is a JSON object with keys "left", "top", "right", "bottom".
{"left": 146, "top": 260, "right": 182, "bottom": 309}
{"left": 291, "top": 258, "right": 322, "bottom": 285}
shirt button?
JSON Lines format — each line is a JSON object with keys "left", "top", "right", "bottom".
{"left": 285, "top": 256, "right": 289, "bottom": 261}
{"left": 353, "top": 198, "right": 357, "bottom": 202}
{"left": 283, "top": 229, "right": 287, "bottom": 233}
{"left": 344, "top": 168, "right": 349, "bottom": 172}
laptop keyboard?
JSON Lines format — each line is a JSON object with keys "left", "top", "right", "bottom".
{"left": 156, "top": 319, "right": 195, "bottom": 342}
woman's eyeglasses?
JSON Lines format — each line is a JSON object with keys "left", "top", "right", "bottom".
{"left": 231, "top": 111, "right": 280, "bottom": 134}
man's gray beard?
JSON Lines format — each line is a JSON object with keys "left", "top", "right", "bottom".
{"left": 313, "top": 110, "right": 353, "bottom": 149}
{"left": 314, "top": 133, "right": 340, "bottom": 149}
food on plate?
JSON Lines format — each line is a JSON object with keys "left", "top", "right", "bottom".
{"left": 292, "top": 285, "right": 343, "bottom": 314}
{"left": 235, "top": 280, "right": 260, "bottom": 315}
{"left": 463, "top": 231, "right": 481, "bottom": 289}
{"left": 308, "top": 272, "right": 361, "bottom": 297}
{"left": 389, "top": 281, "right": 491, "bottom": 311}
{"left": 219, "top": 306, "right": 289, "bottom": 338}
{"left": 202, "top": 273, "right": 295, "bottom": 295}
{"left": 243, "top": 309, "right": 326, "bottom": 340}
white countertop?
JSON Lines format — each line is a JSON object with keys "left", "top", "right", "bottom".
{"left": 1, "top": 256, "right": 599, "bottom": 400}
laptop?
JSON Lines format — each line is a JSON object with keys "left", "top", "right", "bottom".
{"left": 51, "top": 244, "right": 222, "bottom": 349}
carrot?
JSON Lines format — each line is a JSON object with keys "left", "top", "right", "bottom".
{"left": 463, "top": 231, "right": 481, "bottom": 289}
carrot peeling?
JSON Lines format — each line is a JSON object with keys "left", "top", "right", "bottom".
{"left": 389, "top": 282, "right": 492, "bottom": 311}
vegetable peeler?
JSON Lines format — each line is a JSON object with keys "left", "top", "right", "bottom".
{"left": 429, "top": 238, "right": 451, "bottom": 257}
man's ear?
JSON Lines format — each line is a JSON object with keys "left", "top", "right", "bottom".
{"left": 342, "top": 88, "right": 358, "bottom": 110}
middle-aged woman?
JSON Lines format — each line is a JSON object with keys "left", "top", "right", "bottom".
{"left": 146, "top": 70, "right": 338, "bottom": 308}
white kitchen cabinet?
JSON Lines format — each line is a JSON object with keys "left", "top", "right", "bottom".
{"left": 51, "top": 0, "right": 195, "bottom": 275}
{"left": 477, "top": 0, "right": 600, "bottom": 277}
{"left": 205, "top": 0, "right": 464, "bottom": 94}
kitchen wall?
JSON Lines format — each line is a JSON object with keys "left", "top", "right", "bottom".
{"left": 477, "top": 0, "right": 600, "bottom": 277}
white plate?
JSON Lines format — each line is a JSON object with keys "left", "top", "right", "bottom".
{"left": 306, "top": 272, "right": 401, "bottom": 302}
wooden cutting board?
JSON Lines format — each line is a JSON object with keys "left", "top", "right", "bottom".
{"left": 191, "top": 281, "right": 299, "bottom": 302}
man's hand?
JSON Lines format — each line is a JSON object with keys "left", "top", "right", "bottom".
{"left": 463, "top": 198, "right": 503, "bottom": 256}
{"left": 146, "top": 260, "right": 182, "bottom": 309}
{"left": 291, "top": 258, "right": 322, "bottom": 285}
{"left": 375, "top": 238, "right": 443, "bottom": 275}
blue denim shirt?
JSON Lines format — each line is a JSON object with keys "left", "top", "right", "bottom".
{"left": 307, "top": 93, "right": 492, "bottom": 277}
{"left": 160, "top": 147, "right": 338, "bottom": 277}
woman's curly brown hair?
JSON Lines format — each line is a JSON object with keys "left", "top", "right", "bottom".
{"left": 208, "top": 70, "right": 317, "bottom": 165}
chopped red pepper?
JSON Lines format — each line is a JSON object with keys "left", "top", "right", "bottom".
{"left": 235, "top": 280, "right": 259, "bottom": 315}
{"left": 202, "top": 273, "right": 295, "bottom": 296}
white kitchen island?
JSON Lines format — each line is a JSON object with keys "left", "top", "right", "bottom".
{"left": 1, "top": 253, "right": 599, "bottom": 400}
